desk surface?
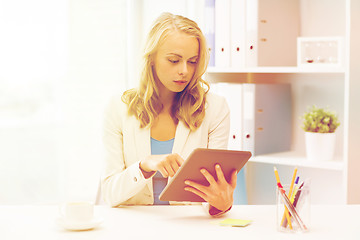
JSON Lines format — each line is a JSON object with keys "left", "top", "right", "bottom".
{"left": 1, "top": 205, "right": 359, "bottom": 240}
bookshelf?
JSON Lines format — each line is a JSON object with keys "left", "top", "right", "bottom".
{"left": 250, "top": 151, "right": 343, "bottom": 171}
{"left": 204, "top": 0, "right": 360, "bottom": 204}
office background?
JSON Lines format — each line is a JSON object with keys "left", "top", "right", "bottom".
{"left": 0, "top": 0, "right": 205, "bottom": 204}
{"left": 1, "top": 0, "right": 359, "bottom": 205}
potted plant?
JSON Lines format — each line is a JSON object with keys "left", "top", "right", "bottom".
{"left": 301, "top": 105, "right": 340, "bottom": 161}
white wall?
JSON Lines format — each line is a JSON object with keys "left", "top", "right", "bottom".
{"left": 300, "top": 0, "right": 345, "bottom": 36}
{"left": 62, "top": 0, "right": 128, "bottom": 202}
{"left": 347, "top": 0, "right": 360, "bottom": 204}
{"left": 0, "top": 0, "right": 204, "bottom": 204}
{"left": 0, "top": 0, "right": 68, "bottom": 204}
{"left": 0, "top": 0, "right": 128, "bottom": 204}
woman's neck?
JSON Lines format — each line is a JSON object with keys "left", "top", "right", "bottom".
{"left": 159, "top": 91, "right": 176, "bottom": 113}
{"left": 152, "top": 92, "right": 177, "bottom": 141}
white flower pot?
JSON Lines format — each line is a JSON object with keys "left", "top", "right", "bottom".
{"left": 305, "top": 132, "right": 336, "bottom": 161}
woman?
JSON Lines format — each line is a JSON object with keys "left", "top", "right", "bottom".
{"left": 101, "top": 12, "right": 237, "bottom": 216}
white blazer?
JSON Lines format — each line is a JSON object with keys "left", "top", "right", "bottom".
{"left": 101, "top": 92, "right": 230, "bottom": 207}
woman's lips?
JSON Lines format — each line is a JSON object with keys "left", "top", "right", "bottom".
{"left": 174, "top": 80, "right": 187, "bottom": 85}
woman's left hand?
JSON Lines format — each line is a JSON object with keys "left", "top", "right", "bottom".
{"left": 184, "top": 164, "right": 237, "bottom": 212}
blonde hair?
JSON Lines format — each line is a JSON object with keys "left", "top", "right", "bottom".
{"left": 122, "top": 12, "right": 210, "bottom": 131}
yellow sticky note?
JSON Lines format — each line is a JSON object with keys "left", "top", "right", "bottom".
{"left": 219, "top": 218, "right": 252, "bottom": 227}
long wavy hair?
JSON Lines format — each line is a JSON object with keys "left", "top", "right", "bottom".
{"left": 122, "top": 12, "right": 210, "bottom": 131}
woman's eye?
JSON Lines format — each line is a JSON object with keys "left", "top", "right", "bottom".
{"left": 168, "top": 59, "right": 179, "bottom": 63}
{"left": 189, "top": 60, "right": 197, "bottom": 64}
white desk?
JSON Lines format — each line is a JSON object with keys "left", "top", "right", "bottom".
{"left": 1, "top": 205, "right": 359, "bottom": 240}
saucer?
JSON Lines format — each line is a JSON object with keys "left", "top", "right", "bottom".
{"left": 57, "top": 217, "right": 103, "bottom": 231}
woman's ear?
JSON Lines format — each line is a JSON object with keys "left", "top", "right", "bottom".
{"left": 149, "top": 56, "right": 155, "bottom": 66}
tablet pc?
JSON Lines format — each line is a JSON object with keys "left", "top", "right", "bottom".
{"left": 159, "top": 148, "right": 252, "bottom": 202}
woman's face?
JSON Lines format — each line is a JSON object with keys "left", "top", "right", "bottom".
{"left": 153, "top": 31, "right": 199, "bottom": 96}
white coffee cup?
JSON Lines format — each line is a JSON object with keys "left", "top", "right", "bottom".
{"left": 60, "top": 201, "right": 94, "bottom": 223}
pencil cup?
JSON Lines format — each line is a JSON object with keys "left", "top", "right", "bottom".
{"left": 276, "top": 184, "right": 310, "bottom": 233}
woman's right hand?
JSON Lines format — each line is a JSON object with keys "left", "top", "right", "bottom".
{"left": 140, "top": 153, "right": 184, "bottom": 178}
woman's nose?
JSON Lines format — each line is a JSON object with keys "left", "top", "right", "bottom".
{"left": 178, "top": 61, "right": 188, "bottom": 76}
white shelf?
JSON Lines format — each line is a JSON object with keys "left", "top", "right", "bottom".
{"left": 206, "top": 66, "right": 345, "bottom": 74}
{"left": 249, "top": 151, "right": 344, "bottom": 171}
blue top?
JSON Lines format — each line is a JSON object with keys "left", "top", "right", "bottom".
{"left": 150, "top": 137, "right": 174, "bottom": 205}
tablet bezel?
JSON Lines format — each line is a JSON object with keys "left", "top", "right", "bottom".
{"left": 159, "top": 148, "right": 252, "bottom": 202}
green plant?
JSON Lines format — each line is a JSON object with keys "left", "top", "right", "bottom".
{"left": 301, "top": 105, "right": 340, "bottom": 133}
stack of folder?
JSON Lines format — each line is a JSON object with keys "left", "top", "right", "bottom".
{"left": 210, "top": 82, "right": 292, "bottom": 156}
{"left": 204, "top": 0, "right": 299, "bottom": 68}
